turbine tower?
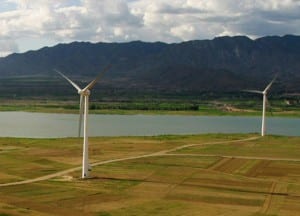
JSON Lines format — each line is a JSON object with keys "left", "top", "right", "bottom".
{"left": 55, "top": 66, "right": 110, "bottom": 178}
{"left": 244, "top": 75, "right": 277, "bottom": 136}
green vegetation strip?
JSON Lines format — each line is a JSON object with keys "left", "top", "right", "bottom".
{"left": 0, "top": 99, "right": 299, "bottom": 117}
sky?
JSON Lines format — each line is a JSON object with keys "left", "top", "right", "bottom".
{"left": 0, "top": 0, "right": 300, "bottom": 57}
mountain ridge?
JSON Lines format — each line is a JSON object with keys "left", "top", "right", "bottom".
{"left": 0, "top": 35, "right": 300, "bottom": 96}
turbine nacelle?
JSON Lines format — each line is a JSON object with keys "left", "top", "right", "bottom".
{"left": 78, "top": 89, "right": 91, "bottom": 96}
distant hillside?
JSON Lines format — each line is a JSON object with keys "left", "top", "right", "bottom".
{"left": 0, "top": 35, "right": 299, "bottom": 98}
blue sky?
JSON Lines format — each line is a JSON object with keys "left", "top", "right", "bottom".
{"left": 0, "top": 0, "right": 299, "bottom": 57}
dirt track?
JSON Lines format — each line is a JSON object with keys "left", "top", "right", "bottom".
{"left": 164, "top": 153, "right": 300, "bottom": 162}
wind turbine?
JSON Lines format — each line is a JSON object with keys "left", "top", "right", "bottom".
{"left": 55, "top": 66, "right": 111, "bottom": 178}
{"left": 243, "top": 75, "right": 277, "bottom": 136}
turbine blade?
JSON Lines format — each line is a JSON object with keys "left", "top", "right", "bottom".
{"left": 242, "top": 90, "right": 263, "bottom": 94}
{"left": 83, "top": 64, "right": 112, "bottom": 91}
{"left": 78, "top": 95, "right": 84, "bottom": 137}
{"left": 265, "top": 97, "right": 274, "bottom": 116}
{"left": 264, "top": 74, "right": 277, "bottom": 92}
{"left": 55, "top": 69, "right": 82, "bottom": 92}
{"left": 265, "top": 96, "right": 270, "bottom": 107}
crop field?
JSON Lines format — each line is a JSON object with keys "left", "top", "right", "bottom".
{"left": 0, "top": 134, "right": 300, "bottom": 216}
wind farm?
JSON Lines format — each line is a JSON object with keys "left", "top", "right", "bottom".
{"left": 0, "top": 39, "right": 299, "bottom": 216}
{"left": 0, "top": 68, "right": 299, "bottom": 216}
{"left": 2, "top": 19, "right": 300, "bottom": 216}
{"left": 1, "top": 0, "right": 300, "bottom": 215}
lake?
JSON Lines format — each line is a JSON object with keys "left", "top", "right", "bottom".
{"left": 0, "top": 112, "right": 299, "bottom": 138}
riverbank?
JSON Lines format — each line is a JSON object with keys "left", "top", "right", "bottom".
{"left": 0, "top": 99, "right": 299, "bottom": 117}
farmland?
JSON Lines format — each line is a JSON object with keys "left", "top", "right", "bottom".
{"left": 0, "top": 134, "right": 300, "bottom": 215}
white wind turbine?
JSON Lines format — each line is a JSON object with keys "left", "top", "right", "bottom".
{"left": 243, "top": 75, "right": 277, "bottom": 136}
{"left": 55, "top": 66, "right": 111, "bottom": 178}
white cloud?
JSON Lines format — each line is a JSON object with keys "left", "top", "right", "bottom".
{"left": 171, "top": 25, "right": 195, "bottom": 39}
{"left": 0, "top": 39, "right": 19, "bottom": 57}
{"left": 0, "top": 0, "right": 299, "bottom": 56}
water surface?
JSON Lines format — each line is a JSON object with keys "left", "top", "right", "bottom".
{"left": 0, "top": 112, "right": 298, "bottom": 138}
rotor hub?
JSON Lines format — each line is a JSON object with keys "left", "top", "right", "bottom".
{"left": 79, "top": 89, "right": 91, "bottom": 96}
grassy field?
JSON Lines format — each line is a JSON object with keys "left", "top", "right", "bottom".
{"left": 0, "top": 134, "right": 300, "bottom": 216}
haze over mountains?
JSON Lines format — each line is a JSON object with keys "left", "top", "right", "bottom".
{"left": 0, "top": 35, "right": 299, "bottom": 97}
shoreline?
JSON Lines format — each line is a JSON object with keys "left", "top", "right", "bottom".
{"left": 0, "top": 106, "right": 299, "bottom": 118}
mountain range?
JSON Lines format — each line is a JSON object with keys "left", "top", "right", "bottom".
{"left": 0, "top": 35, "right": 299, "bottom": 98}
